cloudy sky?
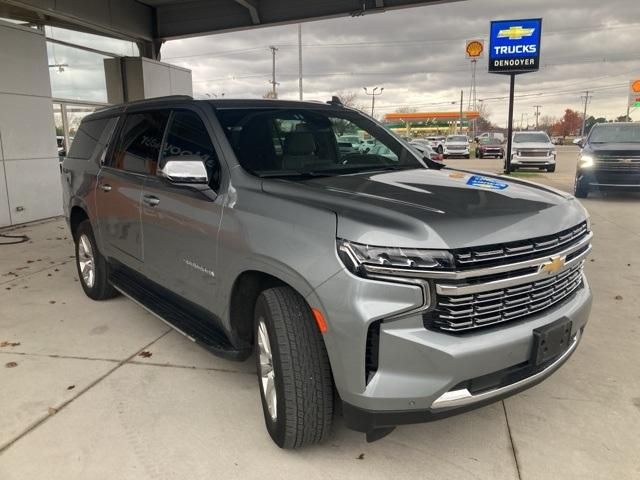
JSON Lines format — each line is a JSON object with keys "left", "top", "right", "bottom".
{"left": 44, "top": 0, "right": 640, "bottom": 127}
{"left": 160, "top": 0, "right": 640, "bottom": 126}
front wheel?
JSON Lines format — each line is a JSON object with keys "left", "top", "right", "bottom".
{"left": 547, "top": 165, "right": 556, "bottom": 172}
{"left": 74, "top": 220, "right": 117, "bottom": 300}
{"left": 574, "top": 176, "right": 589, "bottom": 198}
{"left": 254, "top": 287, "right": 334, "bottom": 449}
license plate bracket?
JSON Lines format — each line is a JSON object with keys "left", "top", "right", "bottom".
{"left": 531, "top": 319, "right": 572, "bottom": 366}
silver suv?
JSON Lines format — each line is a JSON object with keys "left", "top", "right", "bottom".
{"left": 511, "top": 131, "right": 557, "bottom": 172}
{"left": 62, "top": 96, "right": 592, "bottom": 448}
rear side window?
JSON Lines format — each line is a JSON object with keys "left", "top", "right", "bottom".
{"left": 109, "top": 111, "right": 169, "bottom": 174}
{"left": 67, "top": 117, "right": 114, "bottom": 160}
{"left": 161, "top": 110, "right": 221, "bottom": 189}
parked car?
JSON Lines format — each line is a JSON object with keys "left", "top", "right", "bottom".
{"left": 425, "top": 136, "right": 446, "bottom": 153}
{"left": 475, "top": 137, "right": 504, "bottom": 159}
{"left": 574, "top": 122, "right": 640, "bottom": 198}
{"left": 338, "top": 134, "right": 362, "bottom": 149}
{"left": 476, "top": 132, "right": 505, "bottom": 143}
{"left": 61, "top": 96, "right": 592, "bottom": 449}
{"left": 443, "top": 135, "right": 470, "bottom": 158}
{"left": 552, "top": 136, "right": 564, "bottom": 145}
{"left": 409, "top": 141, "right": 443, "bottom": 162}
{"left": 510, "top": 131, "right": 557, "bottom": 172}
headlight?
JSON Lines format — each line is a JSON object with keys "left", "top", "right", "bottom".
{"left": 579, "top": 155, "right": 595, "bottom": 168}
{"left": 337, "top": 239, "right": 455, "bottom": 276}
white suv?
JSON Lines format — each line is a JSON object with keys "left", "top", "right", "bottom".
{"left": 511, "top": 131, "right": 557, "bottom": 172}
{"left": 443, "top": 135, "right": 470, "bottom": 158}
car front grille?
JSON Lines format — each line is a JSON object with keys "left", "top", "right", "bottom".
{"left": 594, "top": 157, "right": 640, "bottom": 172}
{"left": 431, "top": 262, "right": 584, "bottom": 332}
{"left": 518, "top": 150, "right": 551, "bottom": 157}
{"left": 453, "top": 222, "right": 588, "bottom": 269}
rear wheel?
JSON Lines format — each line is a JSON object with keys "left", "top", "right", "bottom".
{"left": 436, "top": 145, "right": 443, "bottom": 154}
{"left": 254, "top": 286, "right": 333, "bottom": 449}
{"left": 74, "top": 220, "right": 117, "bottom": 300}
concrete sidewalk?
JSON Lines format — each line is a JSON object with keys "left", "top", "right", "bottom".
{"left": 1, "top": 155, "right": 639, "bottom": 479}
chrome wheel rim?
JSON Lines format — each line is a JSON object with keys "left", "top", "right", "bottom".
{"left": 78, "top": 234, "right": 95, "bottom": 288}
{"left": 257, "top": 319, "right": 277, "bottom": 421}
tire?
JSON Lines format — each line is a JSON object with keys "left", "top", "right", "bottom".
{"left": 74, "top": 220, "right": 117, "bottom": 300}
{"left": 476, "top": 150, "right": 482, "bottom": 158}
{"left": 464, "top": 154, "right": 470, "bottom": 159}
{"left": 436, "top": 145, "right": 443, "bottom": 154}
{"left": 254, "top": 286, "right": 334, "bottom": 449}
{"left": 547, "top": 165, "right": 556, "bottom": 172}
{"left": 574, "top": 176, "right": 589, "bottom": 198}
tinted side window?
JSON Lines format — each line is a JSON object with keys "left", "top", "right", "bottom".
{"left": 161, "top": 111, "right": 221, "bottom": 189}
{"left": 110, "top": 111, "right": 169, "bottom": 174}
{"left": 67, "top": 117, "right": 113, "bottom": 160}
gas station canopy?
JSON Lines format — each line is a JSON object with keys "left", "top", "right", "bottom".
{"left": 385, "top": 111, "right": 480, "bottom": 122}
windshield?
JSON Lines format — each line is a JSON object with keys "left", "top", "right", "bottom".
{"left": 480, "top": 138, "right": 501, "bottom": 145}
{"left": 589, "top": 124, "right": 640, "bottom": 143}
{"left": 447, "top": 136, "right": 468, "bottom": 143}
{"left": 216, "top": 108, "right": 425, "bottom": 178}
{"left": 513, "top": 132, "right": 550, "bottom": 143}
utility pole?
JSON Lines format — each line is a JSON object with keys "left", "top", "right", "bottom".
{"left": 459, "top": 89, "right": 464, "bottom": 134}
{"left": 580, "top": 90, "right": 591, "bottom": 136}
{"left": 534, "top": 105, "right": 542, "bottom": 129}
{"left": 297, "top": 24, "right": 303, "bottom": 101}
{"left": 363, "top": 87, "right": 384, "bottom": 118}
{"left": 269, "top": 45, "right": 279, "bottom": 99}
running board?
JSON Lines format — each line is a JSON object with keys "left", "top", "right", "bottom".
{"left": 110, "top": 269, "right": 250, "bottom": 361}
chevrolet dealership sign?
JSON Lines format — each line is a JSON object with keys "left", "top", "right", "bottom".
{"left": 489, "top": 19, "right": 542, "bottom": 74}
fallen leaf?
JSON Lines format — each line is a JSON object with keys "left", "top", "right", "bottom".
{"left": 48, "top": 407, "right": 57, "bottom": 415}
{"left": 356, "top": 453, "right": 365, "bottom": 460}
{"left": 138, "top": 351, "right": 153, "bottom": 358}
{"left": 5, "top": 362, "right": 18, "bottom": 368}
{"left": 49, "top": 300, "right": 56, "bottom": 304}
{"left": 0, "top": 341, "right": 21, "bottom": 348}
{"left": 614, "top": 295, "right": 623, "bottom": 300}
{"left": 67, "top": 385, "right": 75, "bottom": 391}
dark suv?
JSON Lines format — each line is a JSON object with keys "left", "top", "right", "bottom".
{"left": 574, "top": 122, "right": 640, "bottom": 197}
{"left": 62, "top": 96, "right": 592, "bottom": 449}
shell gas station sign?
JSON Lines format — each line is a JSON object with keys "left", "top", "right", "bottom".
{"left": 630, "top": 79, "right": 640, "bottom": 108}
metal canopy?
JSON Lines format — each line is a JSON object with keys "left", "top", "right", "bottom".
{"left": 0, "top": 0, "right": 458, "bottom": 47}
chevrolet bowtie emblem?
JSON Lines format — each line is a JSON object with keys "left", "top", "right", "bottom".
{"left": 541, "top": 256, "right": 565, "bottom": 274}
{"left": 498, "top": 26, "right": 536, "bottom": 40}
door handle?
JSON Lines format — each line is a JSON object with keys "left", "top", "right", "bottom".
{"left": 99, "top": 183, "right": 112, "bottom": 192}
{"left": 143, "top": 195, "right": 160, "bottom": 207}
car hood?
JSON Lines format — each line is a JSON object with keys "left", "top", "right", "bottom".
{"left": 445, "top": 142, "right": 469, "bottom": 147}
{"left": 261, "top": 168, "right": 586, "bottom": 249}
{"left": 513, "top": 142, "right": 553, "bottom": 150}
{"left": 586, "top": 142, "right": 640, "bottom": 156}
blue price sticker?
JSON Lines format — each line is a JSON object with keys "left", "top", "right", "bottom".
{"left": 466, "top": 175, "right": 509, "bottom": 190}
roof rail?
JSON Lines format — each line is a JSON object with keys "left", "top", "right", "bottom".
{"left": 122, "top": 95, "right": 193, "bottom": 108}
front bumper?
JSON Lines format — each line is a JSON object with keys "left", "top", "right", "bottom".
{"left": 578, "top": 169, "right": 640, "bottom": 189}
{"left": 444, "top": 148, "right": 470, "bottom": 156}
{"left": 312, "top": 267, "right": 592, "bottom": 434}
{"left": 512, "top": 154, "right": 556, "bottom": 167}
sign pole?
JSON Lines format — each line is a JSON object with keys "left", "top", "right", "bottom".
{"left": 504, "top": 73, "right": 516, "bottom": 174}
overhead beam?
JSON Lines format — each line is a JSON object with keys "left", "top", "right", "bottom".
{"left": 0, "top": 0, "right": 154, "bottom": 41}
{"left": 156, "top": 0, "right": 460, "bottom": 40}
{"left": 234, "top": 0, "right": 260, "bottom": 25}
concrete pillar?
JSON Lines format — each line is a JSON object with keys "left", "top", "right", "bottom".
{"left": 104, "top": 57, "right": 193, "bottom": 104}
{"left": 0, "top": 20, "right": 61, "bottom": 227}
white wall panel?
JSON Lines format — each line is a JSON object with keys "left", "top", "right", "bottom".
{"left": 4, "top": 158, "right": 63, "bottom": 225}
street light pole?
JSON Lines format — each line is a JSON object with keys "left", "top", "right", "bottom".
{"left": 363, "top": 87, "right": 384, "bottom": 118}
{"left": 269, "top": 45, "right": 279, "bottom": 99}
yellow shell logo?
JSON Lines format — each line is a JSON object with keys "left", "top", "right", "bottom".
{"left": 466, "top": 41, "right": 484, "bottom": 58}
{"left": 632, "top": 80, "right": 640, "bottom": 93}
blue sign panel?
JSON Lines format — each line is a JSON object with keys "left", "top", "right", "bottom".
{"left": 489, "top": 18, "right": 542, "bottom": 74}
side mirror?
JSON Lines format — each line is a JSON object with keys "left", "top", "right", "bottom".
{"left": 159, "top": 155, "right": 208, "bottom": 184}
